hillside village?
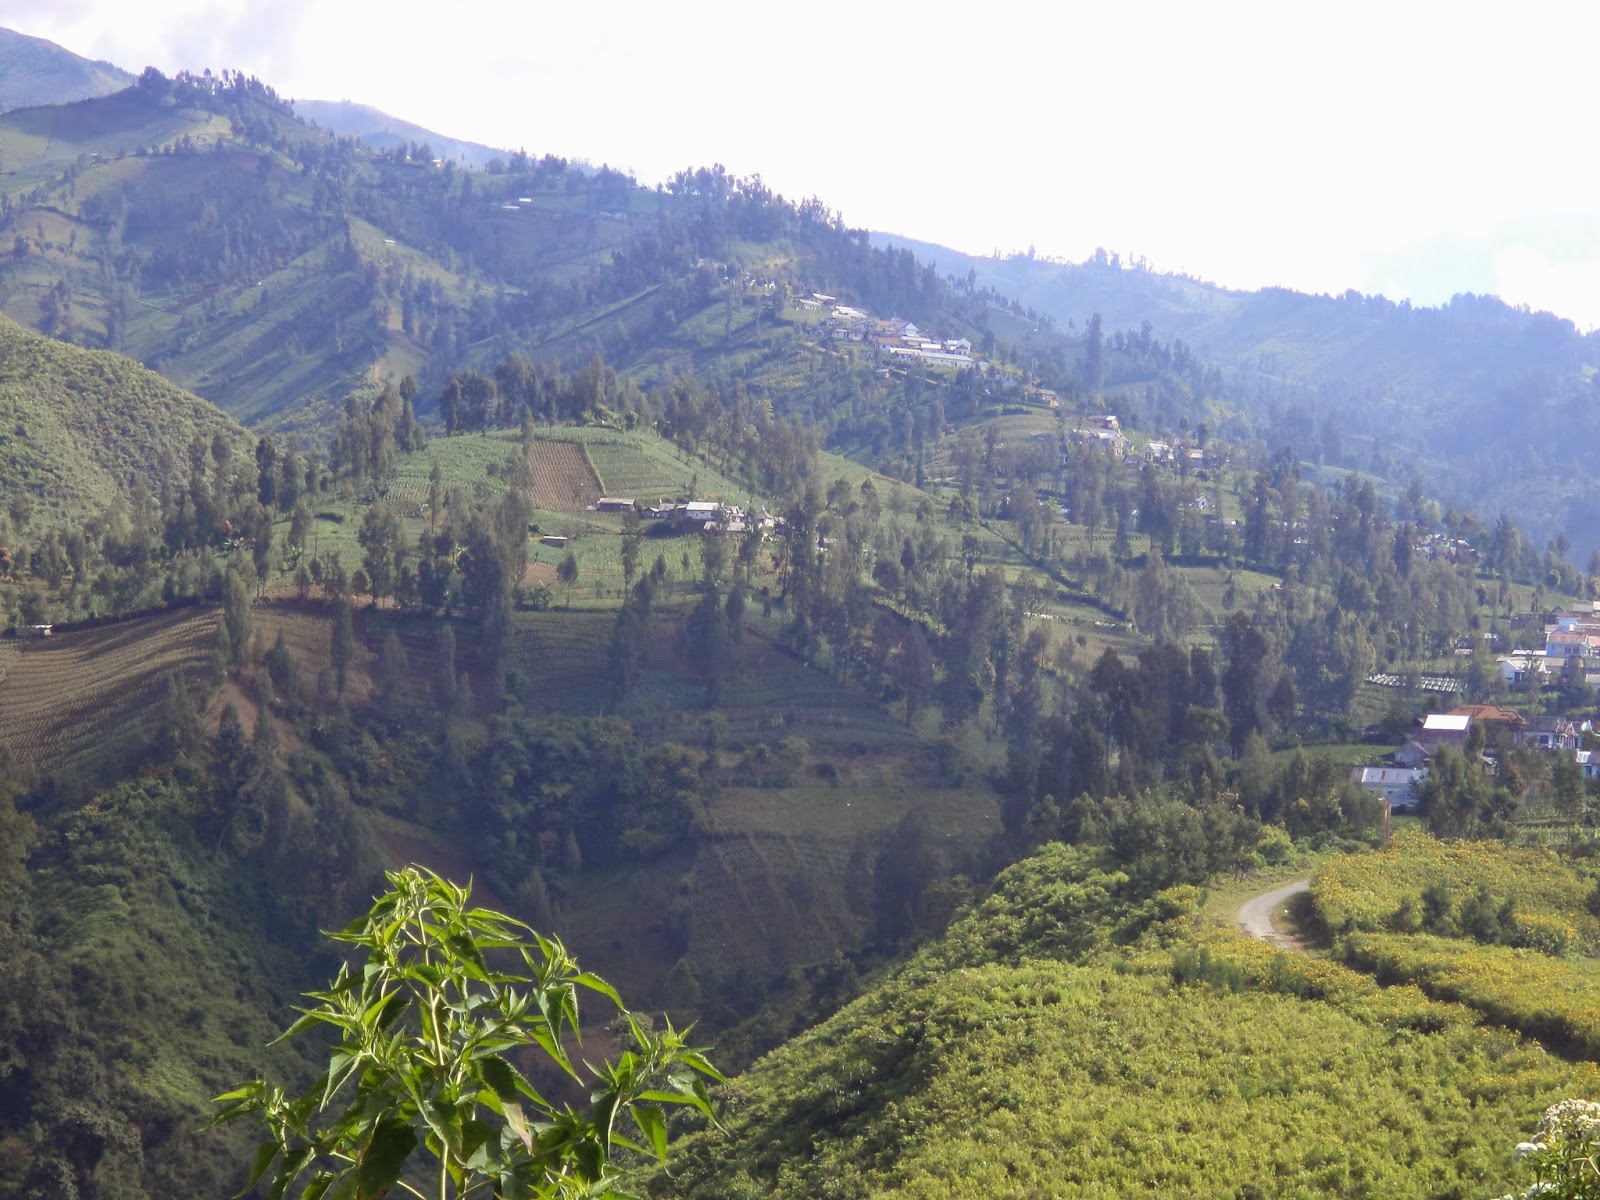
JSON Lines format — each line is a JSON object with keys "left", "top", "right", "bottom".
{"left": 798, "top": 293, "right": 984, "bottom": 370}
{"left": 1353, "top": 602, "right": 1600, "bottom": 811}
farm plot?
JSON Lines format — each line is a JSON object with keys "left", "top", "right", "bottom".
{"left": 584, "top": 438, "right": 683, "bottom": 500}
{"left": 0, "top": 607, "right": 217, "bottom": 777}
{"left": 527, "top": 438, "right": 600, "bottom": 512}
{"left": 686, "top": 832, "right": 868, "bottom": 979}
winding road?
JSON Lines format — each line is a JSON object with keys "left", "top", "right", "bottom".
{"left": 1236, "top": 879, "right": 1310, "bottom": 952}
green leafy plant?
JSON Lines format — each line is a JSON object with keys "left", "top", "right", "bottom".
{"left": 210, "top": 866, "right": 721, "bottom": 1200}
{"left": 1498, "top": 1099, "right": 1600, "bottom": 1200}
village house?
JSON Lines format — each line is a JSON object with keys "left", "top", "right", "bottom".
{"left": 1542, "top": 630, "right": 1600, "bottom": 660}
{"left": 594, "top": 497, "right": 636, "bottom": 513}
{"left": 1447, "top": 704, "right": 1524, "bottom": 743}
{"left": 1551, "top": 603, "right": 1600, "bottom": 632}
{"left": 1394, "top": 712, "right": 1474, "bottom": 767}
{"left": 1516, "top": 715, "right": 1579, "bottom": 751}
{"left": 1496, "top": 650, "right": 1548, "bottom": 685}
{"left": 1349, "top": 765, "right": 1428, "bottom": 812}
{"left": 1069, "top": 427, "right": 1127, "bottom": 458}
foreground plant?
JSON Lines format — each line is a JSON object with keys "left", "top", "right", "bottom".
{"left": 210, "top": 866, "right": 721, "bottom": 1200}
{"left": 1499, "top": 1099, "right": 1600, "bottom": 1200}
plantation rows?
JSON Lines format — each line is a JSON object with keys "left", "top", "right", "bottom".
{"left": 526, "top": 439, "right": 599, "bottom": 512}
{"left": 586, "top": 438, "right": 699, "bottom": 501}
{"left": 687, "top": 831, "right": 866, "bottom": 979}
{"left": 663, "top": 951, "right": 1600, "bottom": 1199}
{"left": 0, "top": 608, "right": 216, "bottom": 773}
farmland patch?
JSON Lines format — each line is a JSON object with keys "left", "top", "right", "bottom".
{"left": 0, "top": 607, "right": 216, "bottom": 778}
{"left": 527, "top": 438, "right": 601, "bottom": 512}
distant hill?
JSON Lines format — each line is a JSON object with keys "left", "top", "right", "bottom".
{"left": 0, "top": 78, "right": 1033, "bottom": 438}
{"left": 0, "top": 26, "right": 131, "bottom": 112}
{"left": 0, "top": 311, "right": 247, "bottom": 530}
{"left": 877, "top": 231, "right": 1600, "bottom": 548}
{"left": 293, "top": 98, "right": 508, "bottom": 169}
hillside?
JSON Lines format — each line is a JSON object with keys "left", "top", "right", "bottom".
{"left": 0, "top": 26, "right": 131, "bottom": 112}
{"left": 0, "top": 311, "right": 247, "bottom": 530}
{"left": 293, "top": 98, "right": 508, "bottom": 169}
{"left": 659, "top": 844, "right": 1600, "bottom": 1199}
{"left": 876, "top": 232, "right": 1600, "bottom": 549}
{"left": 0, "top": 75, "right": 1052, "bottom": 435}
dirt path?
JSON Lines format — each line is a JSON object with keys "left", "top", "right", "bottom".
{"left": 1237, "top": 879, "right": 1310, "bottom": 952}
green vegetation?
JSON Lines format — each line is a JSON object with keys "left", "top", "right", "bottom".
{"left": 213, "top": 867, "right": 720, "bottom": 1200}
{"left": 1309, "top": 832, "right": 1600, "bottom": 1058}
{"left": 1312, "top": 831, "right": 1600, "bottom": 951}
{"left": 658, "top": 846, "right": 1600, "bottom": 1200}
{"left": 0, "top": 312, "right": 246, "bottom": 530}
{"left": 11, "top": 55, "right": 1600, "bottom": 1200}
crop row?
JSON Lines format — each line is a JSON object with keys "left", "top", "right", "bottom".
{"left": 526, "top": 439, "right": 599, "bottom": 512}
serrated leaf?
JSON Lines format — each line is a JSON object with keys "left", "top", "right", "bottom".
{"left": 461, "top": 1118, "right": 496, "bottom": 1170}
{"left": 573, "top": 971, "right": 623, "bottom": 1008}
{"left": 678, "top": 1049, "right": 726, "bottom": 1083}
{"left": 268, "top": 1145, "right": 314, "bottom": 1200}
{"left": 529, "top": 1023, "right": 579, "bottom": 1082}
{"left": 271, "top": 1008, "right": 331, "bottom": 1045}
{"left": 356, "top": 1117, "right": 416, "bottom": 1200}
{"left": 479, "top": 1054, "right": 521, "bottom": 1104}
{"left": 238, "top": 1138, "right": 280, "bottom": 1196}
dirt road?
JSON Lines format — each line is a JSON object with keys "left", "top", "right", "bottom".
{"left": 1237, "top": 879, "right": 1310, "bottom": 952}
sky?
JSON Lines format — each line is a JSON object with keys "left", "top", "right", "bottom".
{"left": 6, "top": 0, "right": 1600, "bottom": 327}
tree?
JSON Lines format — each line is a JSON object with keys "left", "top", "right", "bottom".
{"left": 359, "top": 501, "right": 406, "bottom": 606}
{"left": 210, "top": 867, "right": 721, "bottom": 1200}
{"left": 331, "top": 599, "right": 355, "bottom": 697}
{"left": 620, "top": 508, "right": 641, "bottom": 589}
{"left": 556, "top": 550, "right": 579, "bottom": 606}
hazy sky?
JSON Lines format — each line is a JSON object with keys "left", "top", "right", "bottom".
{"left": 6, "top": 1, "right": 1600, "bottom": 327}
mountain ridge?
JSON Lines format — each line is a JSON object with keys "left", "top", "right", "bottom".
{"left": 0, "top": 25, "right": 132, "bottom": 112}
{"left": 292, "top": 98, "right": 509, "bottom": 169}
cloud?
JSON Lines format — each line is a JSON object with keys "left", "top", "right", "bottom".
{"left": 1493, "top": 245, "right": 1600, "bottom": 331}
{"left": 2, "top": 1, "right": 1600, "bottom": 326}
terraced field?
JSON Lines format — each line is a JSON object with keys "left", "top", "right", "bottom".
{"left": 527, "top": 439, "right": 601, "bottom": 512}
{"left": 0, "top": 607, "right": 216, "bottom": 777}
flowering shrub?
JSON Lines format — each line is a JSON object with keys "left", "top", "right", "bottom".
{"left": 1345, "top": 933, "right": 1600, "bottom": 1057}
{"left": 1499, "top": 1099, "right": 1600, "bottom": 1200}
{"left": 1311, "top": 831, "right": 1599, "bottom": 952}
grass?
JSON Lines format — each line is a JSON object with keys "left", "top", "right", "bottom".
{"left": 1268, "top": 742, "right": 1378, "bottom": 768}
{"left": 0, "top": 312, "right": 247, "bottom": 529}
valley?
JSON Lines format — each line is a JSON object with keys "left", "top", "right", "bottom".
{"left": 0, "top": 25, "right": 1598, "bottom": 1200}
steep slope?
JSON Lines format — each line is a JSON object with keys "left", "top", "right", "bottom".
{"left": 0, "top": 311, "right": 248, "bottom": 528}
{"left": 0, "top": 25, "right": 131, "bottom": 112}
{"left": 294, "top": 98, "right": 508, "bottom": 169}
